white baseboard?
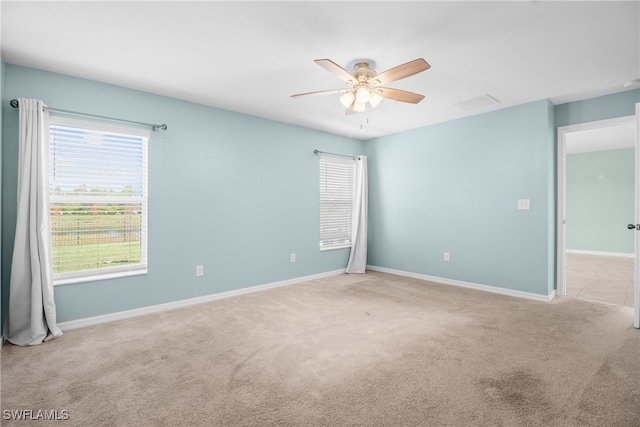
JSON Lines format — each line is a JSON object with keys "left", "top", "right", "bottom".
{"left": 367, "top": 265, "right": 555, "bottom": 303}
{"left": 566, "top": 249, "right": 634, "bottom": 258}
{"left": 58, "top": 269, "right": 346, "bottom": 332}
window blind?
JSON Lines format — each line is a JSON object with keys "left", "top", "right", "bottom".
{"left": 48, "top": 117, "right": 149, "bottom": 283}
{"left": 319, "top": 155, "right": 355, "bottom": 250}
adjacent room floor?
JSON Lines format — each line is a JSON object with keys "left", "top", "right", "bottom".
{"left": 565, "top": 253, "right": 634, "bottom": 307}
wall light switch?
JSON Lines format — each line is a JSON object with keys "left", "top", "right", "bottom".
{"left": 517, "top": 199, "right": 531, "bottom": 210}
{"left": 196, "top": 265, "right": 204, "bottom": 277}
{"left": 290, "top": 253, "right": 296, "bottom": 263}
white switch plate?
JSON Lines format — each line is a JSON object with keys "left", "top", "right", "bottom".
{"left": 517, "top": 199, "right": 531, "bottom": 210}
{"left": 196, "top": 265, "right": 204, "bottom": 276}
{"left": 290, "top": 253, "right": 296, "bottom": 263}
{"left": 444, "top": 252, "right": 451, "bottom": 262}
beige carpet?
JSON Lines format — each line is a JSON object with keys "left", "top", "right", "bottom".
{"left": 2, "top": 271, "right": 639, "bottom": 426}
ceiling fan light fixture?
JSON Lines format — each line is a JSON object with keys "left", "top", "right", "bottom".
{"left": 355, "top": 86, "right": 371, "bottom": 104}
{"left": 340, "top": 91, "right": 355, "bottom": 108}
{"left": 353, "top": 101, "right": 366, "bottom": 113}
{"left": 292, "top": 57, "right": 430, "bottom": 114}
{"left": 369, "top": 92, "right": 382, "bottom": 108}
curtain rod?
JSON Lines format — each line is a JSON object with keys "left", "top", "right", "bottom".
{"left": 9, "top": 99, "right": 168, "bottom": 131}
{"left": 314, "top": 149, "right": 357, "bottom": 160}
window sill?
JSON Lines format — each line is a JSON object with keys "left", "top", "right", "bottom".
{"left": 54, "top": 267, "right": 147, "bottom": 286}
{"left": 320, "top": 245, "right": 352, "bottom": 252}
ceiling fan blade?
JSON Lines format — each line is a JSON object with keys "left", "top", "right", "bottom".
{"left": 314, "top": 59, "right": 356, "bottom": 84}
{"left": 291, "top": 88, "right": 349, "bottom": 98}
{"left": 377, "top": 88, "right": 425, "bottom": 104}
{"left": 373, "top": 58, "right": 431, "bottom": 86}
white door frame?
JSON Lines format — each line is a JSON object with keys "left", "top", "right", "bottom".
{"left": 634, "top": 103, "right": 640, "bottom": 329}
{"left": 556, "top": 114, "right": 636, "bottom": 300}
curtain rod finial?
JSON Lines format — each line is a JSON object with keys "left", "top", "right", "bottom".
{"left": 10, "top": 99, "right": 19, "bottom": 108}
{"left": 314, "top": 149, "right": 320, "bottom": 155}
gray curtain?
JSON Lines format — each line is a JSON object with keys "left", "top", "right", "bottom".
{"left": 346, "top": 155, "right": 368, "bottom": 273}
{"left": 4, "top": 98, "right": 62, "bottom": 345}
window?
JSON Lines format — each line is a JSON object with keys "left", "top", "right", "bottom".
{"left": 48, "top": 116, "right": 149, "bottom": 284}
{"left": 319, "top": 155, "right": 355, "bottom": 250}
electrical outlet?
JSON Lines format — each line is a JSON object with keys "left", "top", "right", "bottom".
{"left": 196, "top": 265, "right": 204, "bottom": 277}
{"left": 444, "top": 252, "right": 451, "bottom": 262}
{"left": 517, "top": 199, "right": 531, "bottom": 210}
{"left": 290, "top": 253, "right": 296, "bottom": 263}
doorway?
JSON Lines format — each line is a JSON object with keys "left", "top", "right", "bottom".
{"left": 565, "top": 253, "right": 634, "bottom": 306}
{"left": 557, "top": 115, "right": 636, "bottom": 309}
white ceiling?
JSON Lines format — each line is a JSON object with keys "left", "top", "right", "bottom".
{"left": 1, "top": 1, "right": 639, "bottom": 140}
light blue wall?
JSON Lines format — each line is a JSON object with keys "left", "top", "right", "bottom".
{"left": 365, "top": 100, "right": 556, "bottom": 297}
{"left": 1, "top": 64, "right": 364, "bottom": 323}
{"left": 566, "top": 148, "right": 634, "bottom": 254}
{"left": 363, "top": 91, "right": 638, "bottom": 299}
{"left": 555, "top": 90, "right": 640, "bottom": 127}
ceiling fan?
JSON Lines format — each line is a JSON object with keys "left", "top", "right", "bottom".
{"left": 291, "top": 58, "right": 431, "bottom": 114}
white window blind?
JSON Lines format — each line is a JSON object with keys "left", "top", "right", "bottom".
{"left": 319, "top": 154, "right": 355, "bottom": 250}
{"left": 48, "top": 116, "right": 149, "bottom": 284}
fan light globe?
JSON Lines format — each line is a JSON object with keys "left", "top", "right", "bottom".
{"left": 369, "top": 92, "right": 382, "bottom": 108}
{"left": 355, "top": 87, "right": 371, "bottom": 104}
{"left": 340, "top": 91, "right": 355, "bottom": 108}
{"left": 353, "top": 101, "right": 366, "bottom": 113}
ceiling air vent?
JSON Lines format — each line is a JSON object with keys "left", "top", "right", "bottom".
{"left": 454, "top": 94, "right": 500, "bottom": 111}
